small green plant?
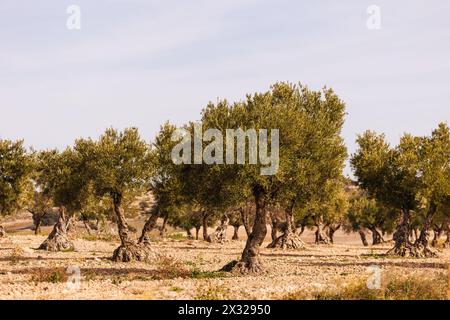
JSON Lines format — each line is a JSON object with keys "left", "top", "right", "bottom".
{"left": 167, "top": 232, "right": 186, "bottom": 240}
{"left": 190, "top": 269, "right": 228, "bottom": 279}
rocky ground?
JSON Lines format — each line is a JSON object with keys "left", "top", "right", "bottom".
{"left": 0, "top": 218, "right": 449, "bottom": 300}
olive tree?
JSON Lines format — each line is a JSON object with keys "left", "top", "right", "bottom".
{"left": 79, "top": 128, "right": 154, "bottom": 261}
{"left": 35, "top": 149, "right": 89, "bottom": 251}
{"left": 193, "top": 82, "right": 347, "bottom": 272}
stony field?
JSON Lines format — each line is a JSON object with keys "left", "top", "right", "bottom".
{"left": 0, "top": 216, "right": 449, "bottom": 300}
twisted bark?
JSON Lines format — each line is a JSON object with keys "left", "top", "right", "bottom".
{"left": 222, "top": 188, "right": 267, "bottom": 273}
{"left": 314, "top": 216, "right": 331, "bottom": 244}
{"left": 207, "top": 215, "right": 229, "bottom": 243}
{"left": 370, "top": 227, "right": 384, "bottom": 245}
{"left": 38, "top": 207, "right": 74, "bottom": 252}
{"left": 112, "top": 193, "right": 154, "bottom": 262}
{"left": 412, "top": 203, "right": 438, "bottom": 257}
{"left": 138, "top": 211, "right": 159, "bottom": 244}
{"left": 387, "top": 209, "right": 419, "bottom": 257}
{"left": 267, "top": 206, "right": 304, "bottom": 249}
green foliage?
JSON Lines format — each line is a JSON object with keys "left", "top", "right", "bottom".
{"left": 0, "top": 139, "right": 33, "bottom": 216}
{"left": 351, "top": 123, "right": 450, "bottom": 235}
{"left": 78, "top": 127, "right": 153, "bottom": 200}
{"left": 345, "top": 193, "right": 397, "bottom": 234}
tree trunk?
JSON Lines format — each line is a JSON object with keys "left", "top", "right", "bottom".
{"left": 444, "top": 224, "right": 450, "bottom": 248}
{"left": 0, "top": 225, "right": 5, "bottom": 238}
{"left": 186, "top": 228, "right": 193, "bottom": 239}
{"left": 138, "top": 211, "right": 159, "bottom": 244}
{"left": 413, "top": 203, "right": 438, "bottom": 257}
{"left": 112, "top": 194, "right": 154, "bottom": 262}
{"left": 159, "top": 215, "right": 168, "bottom": 237}
{"left": 370, "top": 227, "right": 383, "bottom": 245}
{"left": 202, "top": 212, "right": 209, "bottom": 241}
{"left": 207, "top": 215, "right": 229, "bottom": 243}
{"left": 314, "top": 216, "right": 331, "bottom": 244}
{"left": 221, "top": 188, "right": 267, "bottom": 273}
{"left": 232, "top": 225, "right": 239, "bottom": 240}
{"left": 33, "top": 211, "right": 47, "bottom": 235}
{"left": 195, "top": 226, "right": 200, "bottom": 240}
{"left": 387, "top": 209, "right": 417, "bottom": 257}
{"left": 431, "top": 225, "right": 442, "bottom": 247}
{"left": 81, "top": 214, "right": 93, "bottom": 235}
{"left": 240, "top": 207, "right": 252, "bottom": 236}
{"left": 297, "top": 224, "right": 306, "bottom": 236}
{"left": 358, "top": 229, "right": 369, "bottom": 246}
{"left": 267, "top": 207, "right": 304, "bottom": 249}
{"left": 327, "top": 224, "right": 341, "bottom": 244}
{"left": 38, "top": 207, "right": 74, "bottom": 252}
{"left": 270, "top": 220, "right": 278, "bottom": 243}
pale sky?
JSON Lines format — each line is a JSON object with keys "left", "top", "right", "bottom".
{"left": 1, "top": 1, "right": 449, "bottom": 175}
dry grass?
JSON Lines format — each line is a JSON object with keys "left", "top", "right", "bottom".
{"left": 284, "top": 271, "right": 448, "bottom": 300}
{"left": 194, "top": 282, "right": 232, "bottom": 300}
{"left": 9, "top": 246, "right": 25, "bottom": 264}
{"left": 30, "top": 267, "right": 69, "bottom": 284}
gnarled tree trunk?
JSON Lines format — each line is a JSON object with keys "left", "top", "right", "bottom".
{"left": 327, "top": 224, "right": 341, "bottom": 244}
{"left": 222, "top": 188, "right": 267, "bottom": 273}
{"left": 358, "top": 229, "right": 369, "bottom": 246}
{"left": 267, "top": 206, "right": 304, "bottom": 249}
{"left": 38, "top": 207, "right": 74, "bottom": 252}
{"left": 370, "top": 227, "right": 384, "bottom": 245}
{"left": 387, "top": 209, "right": 416, "bottom": 257}
{"left": 314, "top": 216, "right": 331, "bottom": 244}
{"left": 207, "top": 215, "right": 229, "bottom": 243}
{"left": 112, "top": 194, "right": 153, "bottom": 262}
{"left": 412, "top": 203, "right": 438, "bottom": 257}
{"left": 138, "top": 210, "right": 159, "bottom": 245}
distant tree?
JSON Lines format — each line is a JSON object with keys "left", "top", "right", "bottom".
{"left": 412, "top": 123, "right": 450, "bottom": 255}
{"left": 351, "top": 123, "right": 450, "bottom": 257}
{"left": 345, "top": 195, "right": 397, "bottom": 246}
{"left": 26, "top": 189, "right": 54, "bottom": 235}
{"left": 0, "top": 139, "right": 32, "bottom": 237}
